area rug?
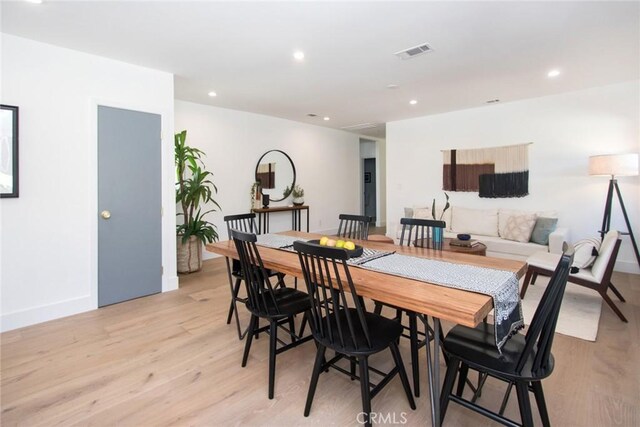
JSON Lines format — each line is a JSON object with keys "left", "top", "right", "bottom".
{"left": 519, "top": 276, "right": 602, "bottom": 341}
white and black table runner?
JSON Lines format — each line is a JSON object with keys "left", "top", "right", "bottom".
{"left": 361, "top": 253, "right": 523, "bottom": 351}
{"left": 255, "top": 233, "right": 523, "bottom": 351}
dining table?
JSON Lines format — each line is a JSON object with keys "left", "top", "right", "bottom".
{"left": 206, "top": 230, "right": 527, "bottom": 427}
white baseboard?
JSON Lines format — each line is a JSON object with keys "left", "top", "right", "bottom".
{"left": 614, "top": 260, "right": 640, "bottom": 275}
{"left": 163, "top": 275, "right": 180, "bottom": 292}
{"left": 1, "top": 295, "right": 94, "bottom": 332}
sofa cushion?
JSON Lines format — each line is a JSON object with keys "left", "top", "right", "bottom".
{"left": 530, "top": 217, "right": 558, "bottom": 245}
{"left": 503, "top": 214, "right": 537, "bottom": 243}
{"left": 412, "top": 207, "right": 431, "bottom": 219}
{"left": 444, "top": 231, "right": 547, "bottom": 257}
{"left": 406, "top": 205, "right": 452, "bottom": 230}
{"left": 499, "top": 209, "right": 557, "bottom": 238}
{"left": 451, "top": 207, "right": 499, "bottom": 237}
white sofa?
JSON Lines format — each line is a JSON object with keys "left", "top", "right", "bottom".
{"left": 394, "top": 206, "right": 570, "bottom": 261}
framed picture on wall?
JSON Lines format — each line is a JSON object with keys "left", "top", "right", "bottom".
{"left": 0, "top": 104, "right": 19, "bottom": 198}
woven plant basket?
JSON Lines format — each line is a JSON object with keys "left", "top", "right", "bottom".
{"left": 177, "top": 235, "right": 202, "bottom": 273}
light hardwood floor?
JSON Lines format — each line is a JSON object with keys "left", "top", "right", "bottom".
{"left": 1, "top": 258, "right": 638, "bottom": 426}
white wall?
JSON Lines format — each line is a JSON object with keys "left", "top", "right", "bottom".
{"left": 0, "top": 35, "right": 177, "bottom": 331}
{"left": 174, "top": 100, "right": 360, "bottom": 259}
{"left": 387, "top": 81, "right": 640, "bottom": 273}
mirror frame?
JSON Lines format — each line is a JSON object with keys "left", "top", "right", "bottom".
{"left": 255, "top": 149, "right": 296, "bottom": 202}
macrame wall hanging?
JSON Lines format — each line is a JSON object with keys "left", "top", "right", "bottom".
{"left": 442, "top": 143, "right": 531, "bottom": 198}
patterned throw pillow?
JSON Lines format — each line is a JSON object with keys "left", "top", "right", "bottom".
{"left": 503, "top": 214, "right": 537, "bottom": 243}
{"left": 572, "top": 237, "right": 601, "bottom": 271}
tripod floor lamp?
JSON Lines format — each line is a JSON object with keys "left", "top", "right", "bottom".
{"left": 589, "top": 153, "right": 639, "bottom": 268}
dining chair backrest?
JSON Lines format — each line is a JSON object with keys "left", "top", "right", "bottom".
{"left": 224, "top": 213, "right": 257, "bottom": 238}
{"left": 230, "top": 228, "right": 280, "bottom": 316}
{"left": 399, "top": 217, "right": 446, "bottom": 249}
{"left": 337, "top": 214, "right": 371, "bottom": 240}
{"left": 517, "top": 244, "right": 574, "bottom": 375}
{"left": 294, "top": 241, "right": 372, "bottom": 350}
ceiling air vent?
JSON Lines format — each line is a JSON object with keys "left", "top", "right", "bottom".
{"left": 340, "top": 123, "right": 379, "bottom": 131}
{"left": 394, "top": 43, "right": 433, "bottom": 60}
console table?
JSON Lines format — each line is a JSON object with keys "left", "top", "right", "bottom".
{"left": 252, "top": 205, "right": 309, "bottom": 234}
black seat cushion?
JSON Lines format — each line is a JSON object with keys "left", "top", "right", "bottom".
{"left": 315, "top": 309, "right": 403, "bottom": 356}
{"left": 247, "top": 287, "right": 311, "bottom": 318}
{"left": 443, "top": 323, "right": 554, "bottom": 380}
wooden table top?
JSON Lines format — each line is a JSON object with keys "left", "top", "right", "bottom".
{"left": 206, "top": 231, "right": 526, "bottom": 328}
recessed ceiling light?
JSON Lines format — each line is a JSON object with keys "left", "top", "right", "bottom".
{"left": 547, "top": 69, "right": 561, "bottom": 78}
{"left": 409, "top": 100, "right": 418, "bottom": 105}
{"left": 293, "top": 51, "right": 305, "bottom": 61}
{"left": 323, "top": 117, "right": 330, "bottom": 121}
{"left": 207, "top": 91, "right": 217, "bottom": 97}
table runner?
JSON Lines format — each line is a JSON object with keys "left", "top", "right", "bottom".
{"left": 255, "top": 234, "right": 523, "bottom": 350}
{"left": 256, "top": 234, "right": 394, "bottom": 265}
{"left": 361, "top": 253, "right": 523, "bottom": 351}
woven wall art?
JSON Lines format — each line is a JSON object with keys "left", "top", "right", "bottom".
{"left": 442, "top": 143, "right": 530, "bottom": 198}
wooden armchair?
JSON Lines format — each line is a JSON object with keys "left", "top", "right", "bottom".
{"left": 521, "top": 230, "right": 626, "bottom": 322}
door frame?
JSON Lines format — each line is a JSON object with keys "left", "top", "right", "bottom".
{"left": 363, "top": 157, "right": 377, "bottom": 223}
{"left": 89, "top": 99, "right": 175, "bottom": 309}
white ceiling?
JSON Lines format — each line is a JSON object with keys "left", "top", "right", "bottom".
{"left": 2, "top": 1, "right": 639, "bottom": 138}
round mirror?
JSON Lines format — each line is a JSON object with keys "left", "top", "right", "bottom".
{"left": 255, "top": 150, "right": 296, "bottom": 202}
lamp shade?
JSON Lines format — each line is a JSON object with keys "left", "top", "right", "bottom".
{"left": 589, "top": 153, "right": 639, "bottom": 177}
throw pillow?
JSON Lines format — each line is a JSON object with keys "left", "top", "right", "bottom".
{"left": 503, "top": 214, "right": 537, "bottom": 243}
{"left": 451, "top": 207, "right": 499, "bottom": 237}
{"left": 413, "top": 207, "right": 431, "bottom": 219}
{"left": 530, "top": 217, "right": 558, "bottom": 245}
{"left": 572, "top": 237, "right": 601, "bottom": 271}
{"left": 404, "top": 207, "right": 414, "bottom": 219}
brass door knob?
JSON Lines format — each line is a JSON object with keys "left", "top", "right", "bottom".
{"left": 101, "top": 210, "right": 111, "bottom": 220}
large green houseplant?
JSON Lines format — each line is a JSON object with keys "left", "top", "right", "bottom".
{"left": 175, "top": 130, "right": 221, "bottom": 273}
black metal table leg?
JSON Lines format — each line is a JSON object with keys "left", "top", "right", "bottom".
{"left": 425, "top": 316, "right": 442, "bottom": 427}
{"left": 306, "top": 207, "right": 309, "bottom": 232}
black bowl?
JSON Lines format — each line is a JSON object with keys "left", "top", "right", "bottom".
{"left": 457, "top": 233, "right": 471, "bottom": 241}
{"left": 307, "top": 239, "right": 364, "bottom": 258}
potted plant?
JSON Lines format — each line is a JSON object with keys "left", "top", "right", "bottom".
{"left": 292, "top": 184, "right": 305, "bottom": 206}
{"left": 175, "top": 130, "right": 221, "bottom": 273}
{"left": 250, "top": 181, "right": 261, "bottom": 210}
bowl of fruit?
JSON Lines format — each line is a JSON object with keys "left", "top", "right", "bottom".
{"left": 310, "top": 236, "right": 364, "bottom": 258}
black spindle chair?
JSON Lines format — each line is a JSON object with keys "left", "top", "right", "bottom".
{"left": 294, "top": 241, "right": 416, "bottom": 427}
{"left": 337, "top": 214, "right": 371, "bottom": 240}
{"left": 399, "top": 217, "right": 446, "bottom": 249}
{"left": 439, "top": 245, "right": 574, "bottom": 427}
{"left": 373, "top": 217, "right": 446, "bottom": 397}
{"left": 223, "top": 213, "right": 287, "bottom": 340}
{"left": 231, "top": 229, "right": 313, "bottom": 399}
